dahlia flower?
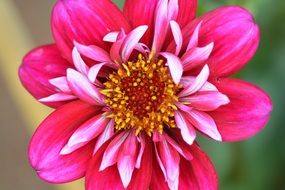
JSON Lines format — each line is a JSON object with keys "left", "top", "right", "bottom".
{"left": 19, "top": 0, "right": 272, "bottom": 189}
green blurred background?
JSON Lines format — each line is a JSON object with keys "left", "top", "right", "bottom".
{"left": 0, "top": 0, "right": 284, "bottom": 190}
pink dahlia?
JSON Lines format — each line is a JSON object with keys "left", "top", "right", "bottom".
{"left": 19, "top": 0, "right": 272, "bottom": 189}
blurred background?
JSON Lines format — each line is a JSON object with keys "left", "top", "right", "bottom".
{"left": 0, "top": 0, "right": 284, "bottom": 189}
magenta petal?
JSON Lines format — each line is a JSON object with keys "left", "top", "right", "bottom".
{"left": 72, "top": 47, "right": 89, "bottom": 75}
{"left": 52, "top": 0, "right": 130, "bottom": 61}
{"left": 123, "top": 0, "right": 158, "bottom": 46}
{"left": 160, "top": 52, "right": 183, "bottom": 84}
{"left": 19, "top": 44, "right": 71, "bottom": 108}
{"left": 210, "top": 78, "right": 272, "bottom": 142}
{"left": 28, "top": 101, "right": 100, "bottom": 183}
{"left": 86, "top": 141, "right": 125, "bottom": 190}
{"left": 60, "top": 114, "right": 109, "bottom": 155}
{"left": 183, "top": 6, "right": 260, "bottom": 77}
{"left": 179, "top": 143, "right": 218, "bottom": 190}
{"left": 93, "top": 119, "right": 115, "bottom": 153}
{"left": 176, "top": 0, "right": 197, "bottom": 28}
{"left": 88, "top": 63, "right": 107, "bottom": 83}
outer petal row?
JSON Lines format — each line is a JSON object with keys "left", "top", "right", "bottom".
{"left": 28, "top": 101, "right": 101, "bottom": 183}
{"left": 19, "top": 44, "right": 72, "bottom": 108}
{"left": 52, "top": 0, "right": 131, "bottom": 61}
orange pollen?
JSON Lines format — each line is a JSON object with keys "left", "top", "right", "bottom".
{"left": 101, "top": 54, "right": 181, "bottom": 136}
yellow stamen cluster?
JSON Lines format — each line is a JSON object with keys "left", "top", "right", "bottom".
{"left": 101, "top": 54, "right": 181, "bottom": 136}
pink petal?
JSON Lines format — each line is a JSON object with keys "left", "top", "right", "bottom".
{"left": 179, "top": 64, "right": 210, "bottom": 97}
{"left": 127, "top": 136, "right": 152, "bottom": 190}
{"left": 117, "top": 133, "right": 138, "bottom": 188}
{"left": 156, "top": 139, "right": 180, "bottom": 190}
{"left": 28, "top": 101, "right": 100, "bottom": 183}
{"left": 121, "top": 25, "right": 148, "bottom": 62}
{"left": 60, "top": 114, "right": 109, "bottom": 155}
{"left": 152, "top": 0, "right": 169, "bottom": 53}
{"left": 179, "top": 143, "right": 218, "bottom": 190}
{"left": 150, "top": 155, "right": 171, "bottom": 190}
{"left": 72, "top": 47, "right": 89, "bottom": 75}
{"left": 67, "top": 69, "right": 105, "bottom": 105}
{"left": 186, "top": 21, "right": 202, "bottom": 51}
{"left": 52, "top": 0, "right": 130, "bottom": 61}
{"left": 170, "top": 20, "right": 183, "bottom": 55}
{"left": 93, "top": 119, "right": 115, "bottom": 154}
{"left": 182, "top": 6, "right": 260, "bottom": 77}
{"left": 135, "top": 134, "right": 146, "bottom": 169}
{"left": 160, "top": 52, "right": 183, "bottom": 84}
{"left": 88, "top": 63, "right": 107, "bottom": 83}
{"left": 209, "top": 78, "right": 272, "bottom": 141}
{"left": 103, "top": 31, "right": 119, "bottom": 42}
{"left": 123, "top": 0, "right": 158, "bottom": 46}
{"left": 75, "top": 42, "right": 112, "bottom": 63}
{"left": 175, "top": 111, "right": 196, "bottom": 145}
{"left": 180, "top": 91, "right": 230, "bottom": 111}
{"left": 183, "top": 108, "right": 222, "bottom": 141}
{"left": 99, "top": 132, "right": 129, "bottom": 171}
{"left": 19, "top": 44, "right": 71, "bottom": 108}
{"left": 180, "top": 76, "right": 217, "bottom": 92}
{"left": 167, "top": 0, "right": 179, "bottom": 20}
{"left": 182, "top": 42, "right": 214, "bottom": 71}
{"left": 49, "top": 76, "right": 71, "bottom": 94}
{"left": 86, "top": 135, "right": 152, "bottom": 190}
{"left": 39, "top": 93, "right": 77, "bottom": 103}
{"left": 110, "top": 30, "right": 126, "bottom": 63}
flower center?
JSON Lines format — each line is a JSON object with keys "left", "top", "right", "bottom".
{"left": 102, "top": 54, "right": 180, "bottom": 135}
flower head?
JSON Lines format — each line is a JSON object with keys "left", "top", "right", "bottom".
{"left": 19, "top": 0, "right": 272, "bottom": 189}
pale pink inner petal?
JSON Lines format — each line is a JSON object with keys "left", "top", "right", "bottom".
{"left": 152, "top": 0, "right": 169, "bottom": 53}
{"left": 180, "top": 91, "right": 230, "bottom": 111}
{"left": 93, "top": 119, "right": 115, "bottom": 154}
{"left": 67, "top": 69, "right": 105, "bottom": 105}
{"left": 121, "top": 25, "right": 148, "bottom": 62}
{"left": 103, "top": 31, "right": 119, "bottom": 42}
{"left": 75, "top": 41, "right": 111, "bottom": 63}
{"left": 135, "top": 134, "right": 146, "bottom": 168}
{"left": 184, "top": 109, "right": 222, "bottom": 141}
{"left": 167, "top": 0, "right": 179, "bottom": 20}
{"left": 72, "top": 47, "right": 89, "bottom": 75}
{"left": 180, "top": 76, "right": 218, "bottom": 92}
{"left": 174, "top": 111, "right": 196, "bottom": 145}
{"left": 60, "top": 114, "right": 109, "bottom": 155}
{"left": 49, "top": 77, "right": 71, "bottom": 94}
{"left": 182, "top": 43, "right": 214, "bottom": 71}
{"left": 157, "top": 140, "right": 180, "bottom": 190}
{"left": 88, "top": 63, "right": 107, "bottom": 83}
{"left": 170, "top": 20, "right": 183, "bottom": 55}
{"left": 179, "top": 64, "right": 210, "bottom": 97}
{"left": 99, "top": 132, "right": 129, "bottom": 171}
{"left": 160, "top": 52, "right": 183, "bottom": 84}
{"left": 39, "top": 93, "right": 77, "bottom": 103}
{"left": 117, "top": 133, "right": 138, "bottom": 188}
{"left": 186, "top": 21, "right": 202, "bottom": 51}
{"left": 164, "top": 133, "right": 193, "bottom": 161}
